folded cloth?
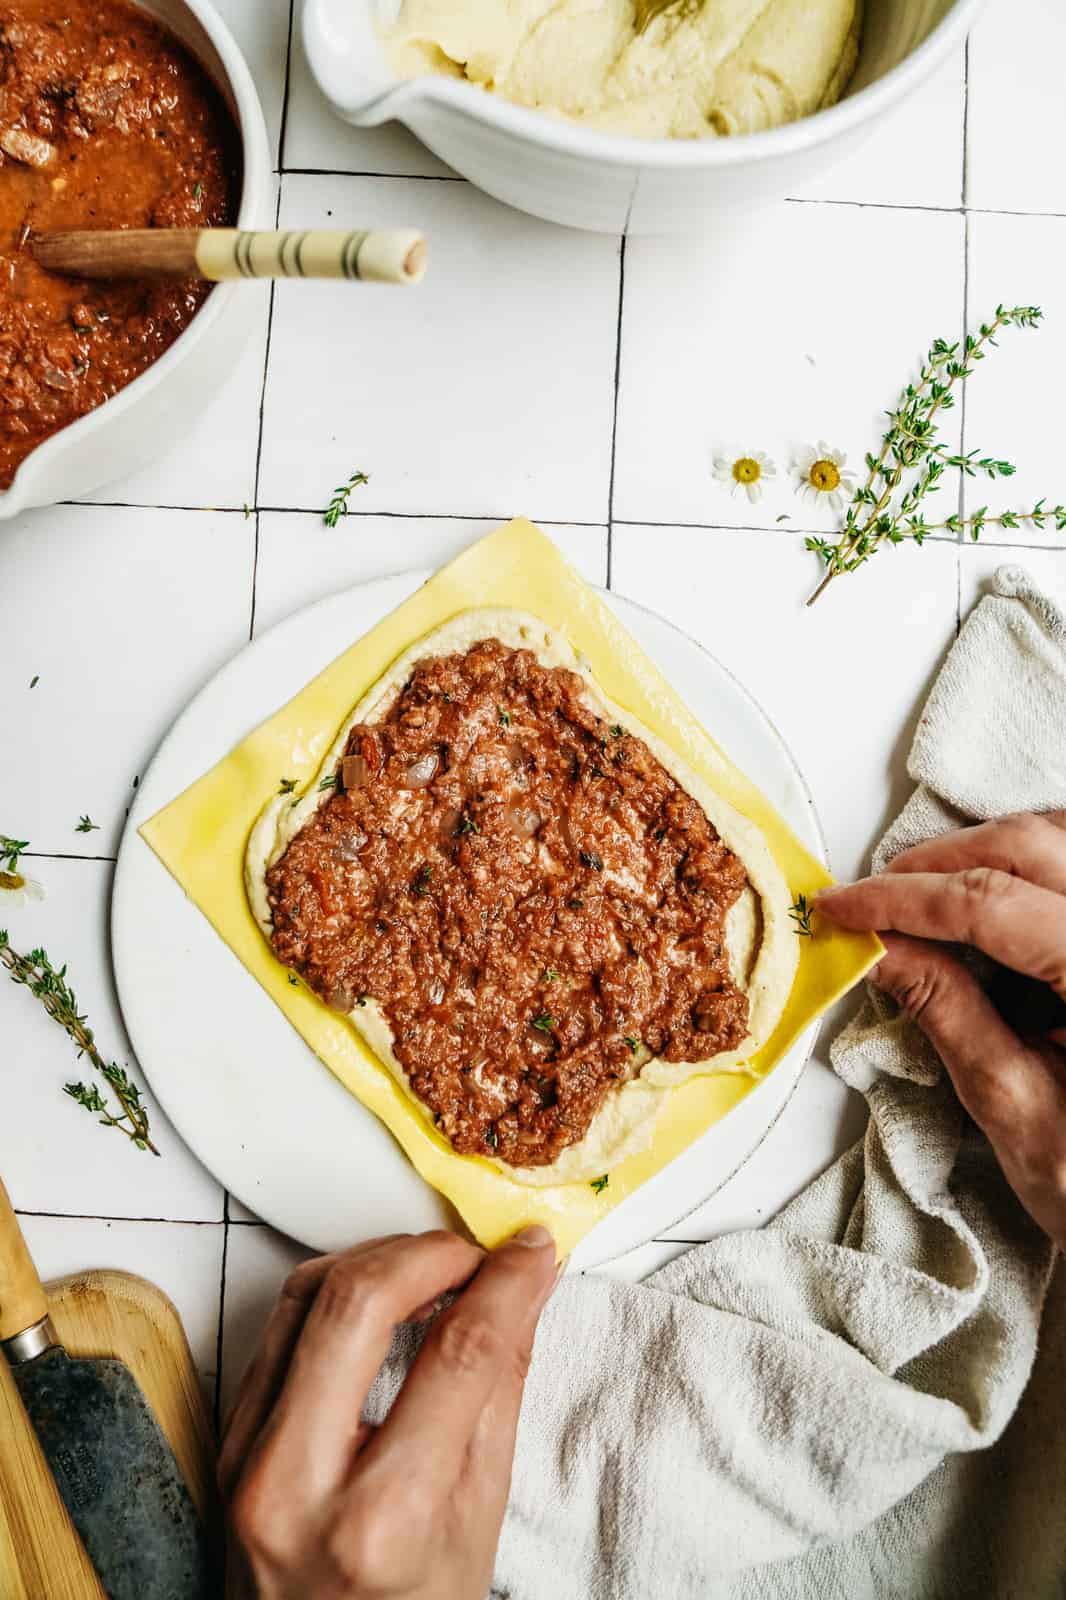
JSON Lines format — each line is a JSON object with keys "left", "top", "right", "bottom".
{"left": 366, "top": 565, "right": 1066, "bottom": 1599}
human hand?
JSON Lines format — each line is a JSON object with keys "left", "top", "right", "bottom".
{"left": 817, "top": 812, "right": 1066, "bottom": 1250}
{"left": 220, "top": 1226, "right": 559, "bottom": 1599}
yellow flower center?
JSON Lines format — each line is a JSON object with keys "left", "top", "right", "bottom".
{"left": 809, "top": 458, "right": 841, "bottom": 493}
{"left": 732, "top": 456, "right": 761, "bottom": 486}
{"left": 0, "top": 870, "right": 25, "bottom": 892}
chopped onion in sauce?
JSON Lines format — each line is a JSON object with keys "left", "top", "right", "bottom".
{"left": 403, "top": 750, "right": 439, "bottom": 788}
{"left": 507, "top": 806, "right": 542, "bottom": 839}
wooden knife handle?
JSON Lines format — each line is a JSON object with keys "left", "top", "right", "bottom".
{"left": 0, "top": 1180, "right": 47, "bottom": 1342}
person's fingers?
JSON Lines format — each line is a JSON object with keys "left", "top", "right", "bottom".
{"left": 883, "top": 812, "right": 1066, "bottom": 895}
{"left": 218, "top": 1239, "right": 401, "bottom": 1497}
{"left": 240, "top": 1232, "right": 485, "bottom": 1518}
{"left": 818, "top": 870, "right": 1066, "bottom": 995}
{"left": 352, "top": 1226, "right": 558, "bottom": 1499}
{"left": 872, "top": 933, "right": 1066, "bottom": 1246}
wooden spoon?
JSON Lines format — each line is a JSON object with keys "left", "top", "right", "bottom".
{"left": 30, "top": 227, "right": 428, "bottom": 285}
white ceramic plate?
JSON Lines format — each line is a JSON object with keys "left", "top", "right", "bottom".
{"left": 112, "top": 572, "right": 825, "bottom": 1270}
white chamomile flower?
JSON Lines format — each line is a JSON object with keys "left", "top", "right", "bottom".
{"left": 0, "top": 868, "right": 45, "bottom": 909}
{"left": 792, "top": 441, "right": 856, "bottom": 514}
{"left": 712, "top": 449, "right": 777, "bottom": 505}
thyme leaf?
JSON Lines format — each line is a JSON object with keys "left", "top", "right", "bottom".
{"left": 324, "top": 469, "right": 369, "bottom": 528}
{"left": 531, "top": 1012, "right": 557, "bottom": 1034}
{"left": 590, "top": 1173, "right": 609, "bottom": 1194}
{"left": 789, "top": 895, "right": 815, "bottom": 938}
{"left": 75, "top": 815, "right": 99, "bottom": 834}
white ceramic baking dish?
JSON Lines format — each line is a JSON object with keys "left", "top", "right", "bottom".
{"left": 304, "top": 0, "right": 982, "bottom": 234}
{"left": 0, "top": 0, "right": 273, "bottom": 519}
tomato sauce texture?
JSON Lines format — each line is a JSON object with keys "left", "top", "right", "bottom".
{"left": 267, "top": 639, "right": 752, "bottom": 1170}
{"left": 0, "top": 0, "right": 240, "bottom": 489}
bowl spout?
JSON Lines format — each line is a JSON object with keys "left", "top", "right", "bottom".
{"left": 304, "top": 0, "right": 408, "bottom": 124}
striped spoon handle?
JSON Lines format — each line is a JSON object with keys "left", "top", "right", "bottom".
{"left": 31, "top": 228, "right": 428, "bottom": 285}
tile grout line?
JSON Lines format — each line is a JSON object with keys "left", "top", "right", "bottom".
{"left": 213, "top": 1191, "right": 232, "bottom": 1437}
{"left": 276, "top": 0, "right": 298, "bottom": 173}
{"left": 40, "top": 502, "right": 1066, "bottom": 553}
{"left": 955, "top": 28, "right": 970, "bottom": 641}
{"left": 957, "top": 213, "right": 972, "bottom": 566}
{"left": 960, "top": 34, "right": 971, "bottom": 214}
{"left": 14, "top": 1209, "right": 227, "bottom": 1224}
{"left": 23, "top": 850, "right": 118, "bottom": 864}
{"left": 606, "top": 236, "right": 627, "bottom": 590}
{"left": 283, "top": 166, "right": 466, "bottom": 182}
{"left": 274, "top": 172, "right": 1066, "bottom": 224}
{"left": 246, "top": 176, "right": 284, "bottom": 643}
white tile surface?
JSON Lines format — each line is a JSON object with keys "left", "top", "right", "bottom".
{"left": 220, "top": 1224, "right": 314, "bottom": 1422}
{"left": 215, "top": 0, "right": 293, "bottom": 168}
{"left": 611, "top": 525, "right": 960, "bottom": 881}
{"left": 16, "top": 1213, "right": 224, "bottom": 1396}
{"left": 613, "top": 204, "right": 965, "bottom": 530}
{"left": 962, "top": 212, "right": 1066, "bottom": 547}
{"left": 959, "top": 540, "right": 1066, "bottom": 617}
{"left": 283, "top": 0, "right": 456, "bottom": 178}
{"left": 80, "top": 285, "right": 272, "bottom": 510}
{"left": 967, "top": 0, "right": 1066, "bottom": 215}
{"left": 791, "top": 50, "right": 965, "bottom": 210}
{"left": 253, "top": 514, "right": 607, "bottom": 633}
{"left": 1, "top": 504, "right": 254, "bottom": 857}
{"left": 260, "top": 175, "right": 620, "bottom": 521}
{"left": 1, "top": 859, "right": 225, "bottom": 1221}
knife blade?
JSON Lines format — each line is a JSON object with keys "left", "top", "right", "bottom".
{"left": 1, "top": 1180, "right": 212, "bottom": 1600}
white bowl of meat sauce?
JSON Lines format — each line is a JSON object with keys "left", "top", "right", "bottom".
{"left": 304, "top": 0, "right": 982, "bottom": 234}
{"left": 0, "top": 0, "right": 272, "bottom": 516}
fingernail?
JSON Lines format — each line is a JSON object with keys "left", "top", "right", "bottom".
{"left": 512, "top": 1224, "right": 554, "bottom": 1250}
{"left": 815, "top": 884, "right": 844, "bottom": 900}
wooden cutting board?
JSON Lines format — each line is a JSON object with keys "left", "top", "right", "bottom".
{"left": 0, "top": 1269, "right": 238, "bottom": 1599}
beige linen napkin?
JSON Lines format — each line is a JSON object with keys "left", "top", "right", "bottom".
{"left": 367, "top": 565, "right": 1066, "bottom": 1600}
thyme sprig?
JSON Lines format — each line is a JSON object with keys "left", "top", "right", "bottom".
{"left": 324, "top": 469, "right": 369, "bottom": 528}
{"left": 0, "top": 932, "right": 159, "bottom": 1154}
{"left": 789, "top": 895, "right": 815, "bottom": 938}
{"left": 806, "top": 306, "right": 1060, "bottom": 604}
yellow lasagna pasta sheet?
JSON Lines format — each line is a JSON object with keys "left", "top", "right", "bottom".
{"left": 142, "top": 519, "right": 881, "bottom": 1256}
